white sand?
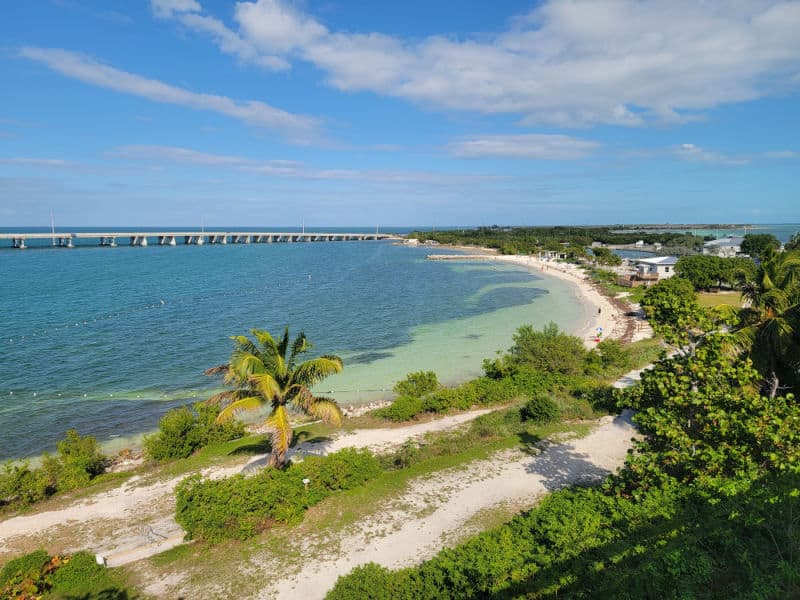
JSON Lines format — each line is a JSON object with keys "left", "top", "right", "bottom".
{"left": 486, "top": 255, "right": 628, "bottom": 347}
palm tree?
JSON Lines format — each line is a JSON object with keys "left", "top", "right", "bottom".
{"left": 205, "top": 327, "right": 343, "bottom": 467}
{"left": 727, "top": 249, "right": 800, "bottom": 397}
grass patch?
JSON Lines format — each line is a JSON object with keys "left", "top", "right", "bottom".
{"left": 697, "top": 290, "right": 742, "bottom": 309}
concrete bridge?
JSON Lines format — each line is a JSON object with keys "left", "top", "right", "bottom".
{"left": 0, "top": 231, "right": 395, "bottom": 249}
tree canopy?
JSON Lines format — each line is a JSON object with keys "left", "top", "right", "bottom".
{"left": 740, "top": 232, "right": 780, "bottom": 257}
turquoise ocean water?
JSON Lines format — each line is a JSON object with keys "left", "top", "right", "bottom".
{"left": 0, "top": 230, "right": 591, "bottom": 461}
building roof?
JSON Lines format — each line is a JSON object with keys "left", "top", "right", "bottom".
{"left": 636, "top": 256, "right": 679, "bottom": 266}
{"left": 704, "top": 236, "right": 745, "bottom": 248}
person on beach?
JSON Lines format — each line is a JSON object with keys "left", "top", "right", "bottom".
{"left": 598, "top": 307, "right": 601, "bottom": 315}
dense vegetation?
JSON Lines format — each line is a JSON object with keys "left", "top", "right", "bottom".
{"left": 175, "top": 448, "right": 382, "bottom": 542}
{"left": 409, "top": 226, "right": 708, "bottom": 255}
{"left": 328, "top": 278, "right": 800, "bottom": 599}
{"left": 0, "top": 549, "right": 133, "bottom": 599}
{"left": 741, "top": 232, "right": 781, "bottom": 258}
{"left": 205, "top": 327, "right": 344, "bottom": 467}
{"left": 0, "top": 429, "right": 107, "bottom": 509}
{"left": 376, "top": 326, "right": 651, "bottom": 423}
{"left": 725, "top": 247, "right": 800, "bottom": 396}
{"left": 674, "top": 254, "right": 756, "bottom": 290}
{"left": 144, "top": 403, "right": 245, "bottom": 460}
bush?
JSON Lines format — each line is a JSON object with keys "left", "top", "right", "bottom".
{"left": 508, "top": 322, "right": 588, "bottom": 376}
{"left": 376, "top": 396, "right": 424, "bottom": 422}
{"left": 393, "top": 371, "right": 439, "bottom": 397}
{"left": 0, "top": 462, "right": 52, "bottom": 506}
{"left": 176, "top": 448, "right": 382, "bottom": 543}
{"left": 520, "top": 394, "right": 559, "bottom": 424}
{"left": 327, "top": 563, "right": 410, "bottom": 600}
{"left": 145, "top": 403, "right": 244, "bottom": 460}
{"left": 0, "top": 429, "right": 108, "bottom": 507}
{"left": 308, "top": 448, "right": 382, "bottom": 491}
{"left": 0, "top": 549, "right": 50, "bottom": 587}
{"left": 1, "top": 549, "right": 128, "bottom": 599}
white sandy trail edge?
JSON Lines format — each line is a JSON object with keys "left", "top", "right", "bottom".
{"left": 264, "top": 410, "right": 637, "bottom": 600}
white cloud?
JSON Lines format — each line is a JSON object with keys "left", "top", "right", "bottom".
{"left": 18, "top": 47, "right": 318, "bottom": 142}
{"left": 764, "top": 150, "right": 800, "bottom": 159}
{"left": 150, "top": 0, "right": 200, "bottom": 18}
{"left": 0, "top": 157, "right": 78, "bottom": 167}
{"left": 157, "top": 0, "right": 800, "bottom": 128}
{"left": 110, "top": 144, "right": 500, "bottom": 185}
{"left": 672, "top": 143, "right": 750, "bottom": 166}
{"left": 447, "top": 134, "right": 599, "bottom": 159}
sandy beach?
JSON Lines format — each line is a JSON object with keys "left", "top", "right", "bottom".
{"left": 427, "top": 249, "right": 637, "bottom": 348}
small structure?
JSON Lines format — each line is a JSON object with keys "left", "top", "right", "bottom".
{"left": 703, "top": 236, "right": 744, "bottom": 258}
{"left": 618, "top": 256, "right": 679, "bottom": 287}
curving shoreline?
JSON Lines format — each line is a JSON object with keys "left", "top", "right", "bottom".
{"left": 426, "top": 246, "right": 633, "bottom": 348}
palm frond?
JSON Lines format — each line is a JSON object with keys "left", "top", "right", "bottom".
{"left": 250, "top": 329, "right": 277, "bottom": 352}
{"left": 216, "top": 396, "right": 264, "bottom": 422}
{"left": 292, "top": 355, "right": 343, "bottom": 387}
{"left": 230, "top": 335, "right": 260, "bottom": 358}
{"left": 723, "top": 326, "right": 757, "bottom": 356}
{"left": 277, "top": 326, "right": 291, "bottom": 361}
{"left": 229, "top": 350, "right": 267, "bottom": 382}
{"left": 203, "top": 364, "right": 230, "bottom": 377}
{"left": 265, "top": 404, "right": 292, "bottom": 459}
{"left": 288, "top": 332, "right": 311, "bottom": 369}
{"left": 307, "top": 397, "right": 343, "bottom": 426}
{"left": 205, "top": 390, "right": 238, "bottom": 406}
{"left": 248, "top": 373, "right": 283, "bottom": 402}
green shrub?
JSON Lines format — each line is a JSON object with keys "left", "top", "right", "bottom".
{"left": 376, "top": 396, "right": 424, "bottom": 421}
{"left": 57, "top": 428, "right": 106, "bottom": 477}
{"left": 311, "top": 448, "right": 382, "bottom": 491}
{"left": 176, "top": 448, "right": 381, "bottom": 543}
{"left": 50, "top": 551, "right": 117, "bottom": 595}
{"left": 393, "top": 371, "right": 439, "bottom": 397}
{"left": 0, "top": 429, "right": 108, "bottom": 507}
{"left": 0, "top": 462, "right": 52, "bottom": 506}
{"left": 508, "top": 322, "right": 588, "bottom": 376}
{"left": 520, "top": 394, "right": 559, "bottom": 424}
{"left": 421, "top": 388, "right": 465, "bottom": 413}
{"left": 327, "top": 563, "right": 410, "bottom": 600}
{"left": 1, "top": 549, "right": 129, "bottom": 599}
{"left": 0, "top": 549, "right": 50, "bottom": 587}
{"left": 145, "top": 403, "right": 244, "bottom": 460}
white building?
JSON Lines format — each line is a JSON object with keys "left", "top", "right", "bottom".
{"left": 635, "top": 256, "right": 679, "bottom": 280}
{"left": 703, "top": 236, "right": 744, "bottom": 258}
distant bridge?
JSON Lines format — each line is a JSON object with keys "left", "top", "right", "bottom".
{"left": 0, "top": 231, "right": 396, "bottom": 249}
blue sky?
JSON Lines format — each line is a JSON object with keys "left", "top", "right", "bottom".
{"left": 1, "top": 0, "right": 798, "bottom": 227}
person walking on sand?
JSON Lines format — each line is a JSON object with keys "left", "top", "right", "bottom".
{"left": 598, "top": 307, "right": 602, "bottom": 315}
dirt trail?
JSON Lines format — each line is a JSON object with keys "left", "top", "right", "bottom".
{"left": 0, "top": 410, "right": 495, "bottom": 564}
{"left": 263, "top": 411, "right": 637, "bottom": 600}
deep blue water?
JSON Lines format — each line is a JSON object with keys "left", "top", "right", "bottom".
{"left": 0, "top": 237, "right": 549, "bottom": 460}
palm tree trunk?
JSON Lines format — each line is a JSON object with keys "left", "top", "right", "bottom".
{"left": 767, "top": 371, "right": 780, "bottom": 399}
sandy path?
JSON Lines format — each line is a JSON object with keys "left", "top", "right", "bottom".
{"left": 264, "top": 410, "right": 637, "bottom": 600}
{"left": 0, "top": 409, "right": 497, "bottom": 564}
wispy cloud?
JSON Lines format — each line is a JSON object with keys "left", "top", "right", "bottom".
{"left": 154, "top": 0, "right": 800, "bottom": 128}
{"left": 447, "top": 134, "right": 599, "bottom": 160}
{"left": 150, "top": 0, "right": 288, "bottom": 69}
{"left": 764, "top": 150, "right": 800, "bottom": 159}
{"left": 18, "top": 47, "right": 319, "bottom": 142}
{"left": 0, "top": 157, "right": 79, "bottom": 168}
{"left": 110, "top": 144, "right": 501, "bottom": 185}
{"left": 672, "top": 143, "right": 750, "bottom": 166}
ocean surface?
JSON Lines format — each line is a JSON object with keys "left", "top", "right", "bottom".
{"left": 0, "top": 231, "right": 591, "bottom": 461}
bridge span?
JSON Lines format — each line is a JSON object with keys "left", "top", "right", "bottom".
{"left": 0, "top": 231, "right": 395, "bottom": 249}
